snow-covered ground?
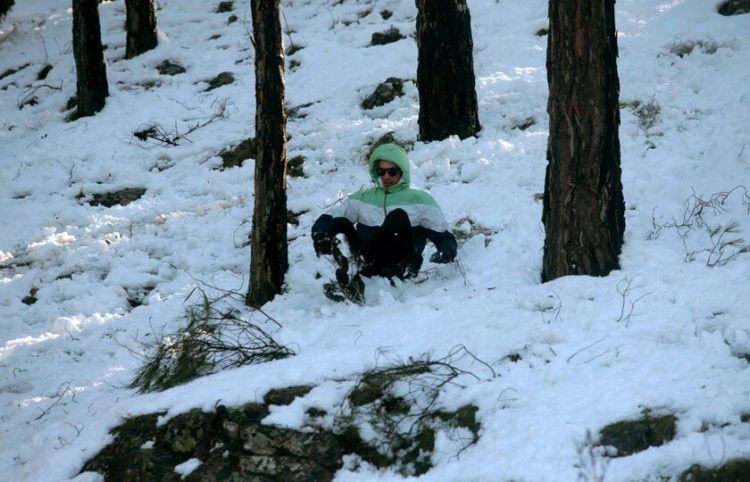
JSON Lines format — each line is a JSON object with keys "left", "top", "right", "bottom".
{"left": 1, "top": 0, "right": 749, "bottom": 480}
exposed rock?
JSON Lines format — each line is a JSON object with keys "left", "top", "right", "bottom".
{"left": 83, "top": 386, "right": 343, "bottom": 482}
{"left": 218, "top": 138, "right": 256, "bottom": 170}
{"left": 717, "top": 0, "right": 750, "bottom": 15}
{"left": 157, "top": 60, "right": 186, "bottom": 76}
{"left": 679, "top": 459, "right": 750, "bottom": 481}
{"left": 361, "top": 77, "right": 405, "bottom": 110}
{"left": 598, "top": 411, "right": 676, "bottom": 457}
{"left": 216, "top": 1, "right": 233, "bottom": 13}
{"left": 0, "top": 62, "right": 30, "bottom": 81}
{"left": 371, "top": 27, "right": 405, "bottom": 46}
{"left": 37, "top": 64, "right": 53, "bottom": 80}
{"left": 81, "top": 393, "right": 342, "bottom": 481}
{"left": 206, "top": 72, "right": 235, "bottom": 91}
{"left": 88, "top": 188, "right": 147, "bottom": 207}
{"left": 287, "top": 155, "right": 305, "bottom": 177}
{"left": 82, "top": 381, "right": 481, "bottom": 480}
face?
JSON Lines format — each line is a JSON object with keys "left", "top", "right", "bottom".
{"left": 376, "top": 160, "right": 402, "bottom": 189}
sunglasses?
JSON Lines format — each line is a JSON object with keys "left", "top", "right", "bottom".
{"left": 375, "top": 167, "right": 401, "bottom": 177}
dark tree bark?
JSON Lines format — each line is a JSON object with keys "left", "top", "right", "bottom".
{"left": 0, "top": 0, "right": 15, "bottom": 22}
{"left": 415, "top": 0, "right": 480, "bottom": 141}
{"left": 246, "top": 0, "right": 288, "bottom": 308}
{"left": 542, "top": 0, "right": 625, "bottom": 282}
{"left": 125, "top": 0, "right": 158, "bottom": 59}
{"left": 72, "top": 0, "right": 108, "bottom": 117}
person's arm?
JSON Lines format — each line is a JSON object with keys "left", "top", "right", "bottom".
{"left": 414, "top": 193, "right": 457, "bottom": 263}
{"left": 311, "top": 194, "right": 362, "bottom": 255}
{"left": 426, "top": 229, "right": 457, "bottom": 263}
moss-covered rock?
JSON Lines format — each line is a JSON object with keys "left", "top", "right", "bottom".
{"left": 87, "top": 187, "right": 147, "bottom": 207}
{"left": 85, "top": 370, "right": 482, "bottom": 480}
{"left": 717, "top": 0, "right": 750, "bottom": 16}
{"left": 218, "top": 138, "right": 256, "bottom": 170}
{"left": 361, "top": 77, "right": 406, "bottom": 110}
{"left": 81, "top": 399, "right": 341, "bottom": 481}
{"left": 157, "top": 60, "right": 186, "bottom": 76}
{"left": 598, "top": 411, "right": 677, "bottom": 457}
{"left": 205, "top": 71, "right": 235, "bottom": 92}
{"left": 371, "top": 27, "right": 405, "bottom": 46}
{"left": 678, "top": 458, "right": 750, "bottom": 481}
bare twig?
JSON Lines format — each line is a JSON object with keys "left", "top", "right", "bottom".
{"left": 17, "top": 82, "right": 63, "bottom": 109}
{"left": 129, "top": 287, "right": 293, "bottom": 393}
{"left": 34, "top": 382, "right": 77, "bottom": 421}
{"left": 616, "top": 276, "right": 651, "bottom": 326}
{"left": 133, "top": 100, "right": 229, "bottom": 146}
{"left": 336, "top": 347, "right": 490, "bottom": 474}
{"left": 649, "top": 186, "right": 750, "bottom": 266}
{"left": 567, "top": 336, "right": 608, "bottom": 363}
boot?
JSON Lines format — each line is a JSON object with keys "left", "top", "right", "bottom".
{"left": 323, "top": 275, "right": 365, "bottom": 305}
{"left": 325, "top": 237, "right": 365, "bottom": 304}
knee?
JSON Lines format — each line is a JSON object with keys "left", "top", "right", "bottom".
{"left": 385, "top": 208, "right": 410, "bottom": 226}
{"left": 330, "top": 216, "right": 354, "bottom": 234}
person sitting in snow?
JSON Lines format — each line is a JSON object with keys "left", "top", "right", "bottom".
{"left": 311, "top": 143, "right": 457, "bottom": 303}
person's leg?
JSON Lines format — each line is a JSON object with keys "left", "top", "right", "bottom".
{"left": 362, "top": 209, "right": 423, "bottom": 279}
{"left": 379, "top": 208, "right": 413, "bottom": 264}
{"left": 325, "top": 217, "right": 365, "bottom": 303}
{"left": 329, "top": 217, "right": 361, "bottom": 253}
{"left": 326, "top": 217, "right": 358, "bottom": 283}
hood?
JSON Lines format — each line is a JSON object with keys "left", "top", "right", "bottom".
{"left": 368, "top": 143, "right": 410, "bottom": 187}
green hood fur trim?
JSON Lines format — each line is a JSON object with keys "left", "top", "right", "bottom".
{"left": 368, "top": 143, "right": 410, "bottom": 186}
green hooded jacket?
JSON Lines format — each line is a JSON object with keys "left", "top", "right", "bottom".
{"left": 312, "top": 143, "right": 458, "bottom": 260}
{"left": 335, "top": 143, "right": 449, "bottom": 234}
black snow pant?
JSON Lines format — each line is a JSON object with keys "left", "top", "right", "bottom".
{"left": 329, "top": 208, "right": 423, "bottom": 279}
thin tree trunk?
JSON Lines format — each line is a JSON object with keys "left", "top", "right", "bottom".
{"left": 72, "top": 0, "right": 108, "bottom": 118}
{"left": 246, "top": 0, "right": 288, "bottom": 308}
{"left": 125, "top": 0, "right": 158, "bottom": 59}
{"left": 542, "top": 0, "right": 625, "bottom": 282}
{"left": 415, "top": 0, "right": 480, "bottom": 141}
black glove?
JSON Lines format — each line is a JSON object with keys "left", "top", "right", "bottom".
{"left": 313, "top": 231, "right": 332, "bottom": 256}
{"left": 430, "top": 250, "right": 454, "bottom": 264}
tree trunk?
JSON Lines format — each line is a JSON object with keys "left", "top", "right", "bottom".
{"left": 542, "top": 0, "right": 625, "bottom": 282}
{"left": 125, "top": 0, "right": 158, "bottom": 59}
{"left": 0, "top": 0, "right": 15, "bottom": 22}
{"left": 246, "top": 0, "right": 288, "bottom": 308}
{"left": 415, "top": 0, "right": 480, "bottom": 141}
{"left": 72, "top": 0, "right": 109, "bottom": 118}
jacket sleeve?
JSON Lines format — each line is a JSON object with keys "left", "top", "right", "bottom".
{"left": 417, "top": 192, "right": 456, "bottom": 257}
{"left": 331, "top": 196, "right": 361, "bottom": 224}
